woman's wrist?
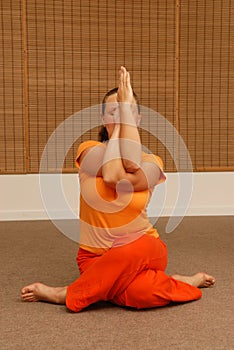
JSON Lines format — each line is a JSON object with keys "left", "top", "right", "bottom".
{"left": 110, "top": 124, "right": 120, "bottom": 139}
{"left": 119, "top": 103, "right": 137, "bottom": 127}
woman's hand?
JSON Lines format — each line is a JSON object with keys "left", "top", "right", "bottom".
{"left": 117, "top": 66, "right": 134, "bottom": 104}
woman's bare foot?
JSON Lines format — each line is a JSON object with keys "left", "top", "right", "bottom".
{"left": 21, "top": 282, "right": 67, "bottom": 304}
{"left": 171, "top": 272, "right": 215, "bottom": 288}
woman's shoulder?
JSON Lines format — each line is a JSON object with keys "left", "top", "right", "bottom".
{"left": 142, "top": 152, "right": 164, "bottom": 170}
{"left": 142, "top": 152, "right": 166, "bottom": 184}
{"left": 75, "top": 140, "right": 105, "bottom": 169}
{"left": 78, "top": 139, "right": 103, "bottom": 149}
{"left": 77, "top": 140, "right": 105, "bottom": 155}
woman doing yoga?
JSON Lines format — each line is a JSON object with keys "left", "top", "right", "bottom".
{"left": 21, "top": 67, "right": 215, "bottom": 311}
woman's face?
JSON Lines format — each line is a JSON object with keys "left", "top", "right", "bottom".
{"left": 102, "top": 93, "right": 141, "bottom": 138}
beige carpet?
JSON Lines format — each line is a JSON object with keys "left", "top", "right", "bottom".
{"left": 0, "top": 216, "right": 233, "bottom": 350}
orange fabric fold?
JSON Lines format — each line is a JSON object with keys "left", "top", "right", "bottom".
{"left": 66, "top": 235, "right": 202, "bottom": 312}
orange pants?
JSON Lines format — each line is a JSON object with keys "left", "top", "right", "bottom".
{"left": 66, "top": 235, "right": 202, "bottom": 312}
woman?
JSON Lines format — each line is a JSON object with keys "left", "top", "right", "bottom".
{"left": 21, "top": 67, "right": 215, "bottom": 311}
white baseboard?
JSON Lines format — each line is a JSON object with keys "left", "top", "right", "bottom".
{"left": 0, "top": 210, "right": 77, "bottom": 221}
{"left": 158, "top": 206, "right": 234, "bottom": 216}
{"left": 0, "top": 173, "right": 234, "bottom": 221}
{"left": 0, "top": 207, "right": 233, "bottom": 222}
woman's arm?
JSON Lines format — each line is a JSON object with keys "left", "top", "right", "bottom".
{"left": 118, "top": 66, "right": 142, "bottom": 172}
{"left": 101, "top": 123, "right": 126, "bottom": 185}
{"left": 102, "top": 123, "right": 161, "bottom": 191}
{"left": 77, "top": 125, "right": 127, "bottom": 184}
{"left": 78, "top": 139, "right": 161, "bottom": 192}
{"left": 78, "top": 67, "right": 163, "bottom": 191}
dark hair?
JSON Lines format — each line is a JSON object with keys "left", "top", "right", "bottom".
{"left": 99, "top": 87, "right": 140, "bottom": 142}
{"left": 99, "top": 126, "right": 109, "bottom": 142}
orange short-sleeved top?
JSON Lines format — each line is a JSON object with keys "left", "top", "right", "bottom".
{"left": 75, "top": 140, "right": 166, "bottom": 255}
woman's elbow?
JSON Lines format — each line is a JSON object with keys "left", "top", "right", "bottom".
{"left": 102, "top": 174, "right": 118, "bottom": 187}
{"left": 122, "top": 160, "right": 141, "bottom": 173}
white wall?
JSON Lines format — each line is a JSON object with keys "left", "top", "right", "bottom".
{"left": 0, "top": 173, "right": 233, "bottom": 221}
{"left": 0, "top": 172, "right": 234, "bottom": 220}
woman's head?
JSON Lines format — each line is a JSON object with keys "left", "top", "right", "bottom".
{"left": 99, "top": 87, "right": 141, "bottom": 142}
{"left": 101, "top": 87, "right": 140, "bottom": 115}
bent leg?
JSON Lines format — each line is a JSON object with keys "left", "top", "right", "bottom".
{"left": 76, "top": 248, "right": 101, "bottom": 275}
{"left": 112, "top": 269, "right": 202, "bottom": 309}
{"left": 66, "top": 235, "right": 167, "bottom": 312}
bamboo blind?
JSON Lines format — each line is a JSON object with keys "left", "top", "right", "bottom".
{"left": 0, "top": 0, "right": 233, "bottom": 174}
{"left": 179, "top": 0, "right": 234, "bottom": 171}
{"left": 0, "top": 0, "right": 25, "bottom": 173}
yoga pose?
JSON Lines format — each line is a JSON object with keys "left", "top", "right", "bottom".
{"left": 21, "top": 67, "right": 215, "bottom": 311}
